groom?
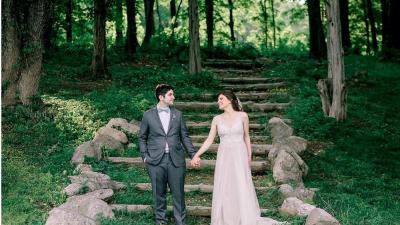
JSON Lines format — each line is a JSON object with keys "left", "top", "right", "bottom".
{"left": 139, "top": 84, "right": 197, "bottom": 225}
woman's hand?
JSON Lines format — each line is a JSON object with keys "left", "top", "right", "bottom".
{"left": 191, "top": 156, "right": 201, "bottom": 168}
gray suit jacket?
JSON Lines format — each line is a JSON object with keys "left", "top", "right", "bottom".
{"left": 138, "top": 107, "right": 196, "bottom": 167}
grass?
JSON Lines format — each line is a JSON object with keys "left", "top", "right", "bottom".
{"left": 2, "top": 47, "right": 400, "bottom": 224}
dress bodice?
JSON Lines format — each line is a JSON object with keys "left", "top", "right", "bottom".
{"left": 217, "top": 116, "right": 244, "bottom": 144}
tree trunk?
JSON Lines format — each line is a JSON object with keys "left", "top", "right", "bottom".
{"left": 228, "top": 0, "right": 235, "bottom": 44}
{"left": 43, "top": 0, "right": 55, "bottom": 49}
{"left": 170, "top": 0, "right": 183, "bottom": 39}
{"left": 66, "top": 0, "right": 72, "bottom": 43}
{"left": 155, "top": 0, "right": 163, "bottom": 30}
{"left": 381, "top": 0, "right": 400, "bottom": 54}
{"left": 143, "top": 0, "right": 155, "bottom": 45}
{"left": 115, "top": 0, "right": 124, "bottom": 45}
{"left": 307, "top": 0, "right": 327, "bottom": 59}
{"left": 270, "top": 0, "right": 276, "bottom": 48}
{"left": 92, "top": 0, "right": 109, "bottom": 79}
{"left": 205, "top": 0, "right": 214, "bottom": 48}
{"left": 362, "top": 0, "right": 371, "bottom": 54}
{"left": 170, "top": 0, "right": 176, "bottom": 19}
{"left": 189, "top": 0, "right": 201, "bottom": 74}
{"left": 339, "top": 0, "right": 351, "bottom": 51}
{"left": 260, "top": 0, "right": 269, "bottom": 48}
{"left": 365, "top": 0, "right": 377, "bottom": 52}
{"left": 320, "top": 0, "right": 347, "bottom": 121}
{"left": 1, "top": 0, "right": 21, "bottom": 106}
{"left": 126, "top": 0, "right": 139, "bottom": 55}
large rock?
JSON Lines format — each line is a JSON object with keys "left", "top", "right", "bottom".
{"left": 268, "top": 117, "right": 293, "bottom": 142}
{"left": 279, "top": 184, "right": 315, "bottom": 202}
{"left": 46, "top": 208, "right": 97, "bottom": 225}
{"left": 71, "top": 141, "right": 102, "bottom": 166}
{"left": 64, "top": 183, "right": 84, "bottom": 197}
{"left": 279, "top": 197, "right": 316, "bottom": 217}
{"left": 106, "top": 118, "right": 140, "bottom": 137}
{"left": 284, "top": 136, "right": 308, "bottom": 155}
{"left": 46, "top": 193, "right": 114, "bottom": 225}
{"left": 305, "top": 208, "right": 341, "bottom": 225}
{"left": 273, "top": 150, "right": 303, "bottom": 184}
{"left": 93, "top": 127, "right": 128, "bottom": 151}
{"left": 69, "top": 171, "right": 126, "bottom": 193}
{"left": 68, "top": 189, "right": 114, "bottom": 202}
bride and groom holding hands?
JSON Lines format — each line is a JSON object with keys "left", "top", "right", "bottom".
{"left": 139, "top": 84, "right": 271, "bottom": 225}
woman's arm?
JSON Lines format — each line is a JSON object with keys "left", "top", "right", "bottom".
{"left": 191, "top": 116, "right": 218, "bottom": 166}
{"left": 242, "top": 113, "right": 252, "bottom": 165}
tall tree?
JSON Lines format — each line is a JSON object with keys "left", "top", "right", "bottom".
{"left": 270, "top": 0, "right": 276, "bottom": 48}
{"left": 365, "top": 0, "right": 377, "bottom": 52}
{"left": 361, "top": 0, "right": 371, "bottom": 54}
{"left": 205, "top": 0, "right": 214, "bottom": 48}
{"left": 259, "top": 0, "right": 269, "bottom": 48}
{"left": 318, "top": 0, "right": 347, "bottom": 121}
{"left": 339, "top": 0, "right": 351, "bottom": 51}
{"left": 92, "top": 0, "right": 109, "bottom": 79}
{"left": 189, "top": 0, "right": 201, "bottom": 74}
{"left": 2, "top": 0, "right": 47, "bottom": 106}
{"left": 115, "top": 0, "right": 124, "bottom": 45}
{"left": 381, "top": 0, "right": 400, "bottom": 56}
{"left": 43, "top": 0, "right": 56, "bottom": 49}
{"left": 155, "top": 0, "right": 163, "bottom": 30}
{"left": 307, "top": 0, "right": 327, "bottom": 59}
{"left": 66, "top": 0, "right": 73, "bottom": 42}
{"left": 126, "top": 0, "right": 139, "bottom": 55}
{"left": 228, "top": 0, "right": 235, "bottom": 44}
{"left": 170, "top": 0, "right": 177, "bottom": 18}
{"left": 143, "top": 0, "right": 155, "bottom": 45}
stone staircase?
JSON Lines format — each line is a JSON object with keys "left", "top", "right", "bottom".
{"left": 106, "top": 59, "right": 291, "bottom": 218}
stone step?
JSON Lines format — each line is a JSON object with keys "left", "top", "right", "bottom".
{"left": 203, "top": 59, "right": 261, "bottom": 70}
{"left": 187, "top": 121, "right": 266, "bottom": 130}
{"left": 218, "top": 77, "right": 284, "bottom": 84}
{"left": 106, "top": 157, "right": 270, "bottom": 173}
{"left": 111, "top": 204, "right": 274, "bottom": 217}
{"left": 175, "top": 101, "right": 289, "bottom": 112}
{"left": 221, "top": 82, "right": 286, "bottom": 91}
{"left": 190, "top": 135, "right": 270, "bottom": 143}
{"left": 180, "top": 92, "right": 289, "bottom": 102}
{"left": 191, "top": 143, "right": 271, "bottom": 156}
{"left": 132, "top": 183, "right": 277, "bottom": 193}
{"left": 207, "top": 68, "right": 256, "bottom": 75}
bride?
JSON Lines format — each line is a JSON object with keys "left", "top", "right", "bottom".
{"left": 190, "top": 90, "right": 276, "bottom": 225}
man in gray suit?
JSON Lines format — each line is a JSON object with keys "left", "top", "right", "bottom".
{"left": 139, "top": 84, "right": 197, "bottom": 225}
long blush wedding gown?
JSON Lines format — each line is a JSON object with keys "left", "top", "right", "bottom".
{"left": 211, "top": 115, "right": 278, "bottom": 225}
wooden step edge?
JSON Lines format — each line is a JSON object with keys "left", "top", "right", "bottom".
{"left": 110, "top": 204, "right": 276, "bottom": 217}
{"left": 131, "top": 183, "right": 277, "bottom": 193}
{"left": 106, "top": 157, "right": 270, "bottom": 172}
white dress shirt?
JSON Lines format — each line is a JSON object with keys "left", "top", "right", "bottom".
{"left": 157, "top": 105, "right": 170, "bottom": 153}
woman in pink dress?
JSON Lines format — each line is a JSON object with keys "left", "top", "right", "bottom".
{"left": 190, "top": 90, "right": 278, "bottom": 225}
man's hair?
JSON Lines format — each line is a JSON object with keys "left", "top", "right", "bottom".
{"left": 155, "top": 84, "right": 174, "bottom": 102}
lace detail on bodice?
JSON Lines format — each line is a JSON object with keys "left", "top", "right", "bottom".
{"left": 217, "top": 116, "right": 244, "bottom": 144}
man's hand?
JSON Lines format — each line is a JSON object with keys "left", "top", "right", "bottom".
{"left": 190, "top": 156, "right": 201, "bottom": 168}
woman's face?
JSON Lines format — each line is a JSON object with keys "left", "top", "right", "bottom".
{"left": 218, "top": 94, "right": 231, "bottom": 110}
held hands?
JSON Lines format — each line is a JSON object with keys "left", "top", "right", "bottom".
{"left": 190, "top": 155, "right": 201, "bottom": 168}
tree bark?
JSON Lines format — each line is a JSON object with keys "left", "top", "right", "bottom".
{"left": 362, "top": 0, "right": 371, "bottom": 54}
{"left": 307, "top": 0, "right": 327, "bottom": 59}
{"left": 126, "top": 0, "right": 139, "bottom": 55}
{"left": 170, "top": 0, "right": 176, "bottom": 19}
{"left": 43, "top": 0, "right": 55, "bottom": 49}
{"left": 381, "top": 0, "right": 400, "bottom": 57}
{"left": 339, "top": 0, "right": 351, "bottom": 51}
{"left": 92, "top": 0, "right": 109, "bottom": 79}
{"left": 189, "top": 0, "right": 201, "bottom": 74}
{"left": 205, "top": 0, "right": 214, "bottom": 48}
{"left": 1, "top": 0, "right": 21, "bottom": 106}
{"left": 270, "top": 0, "right": 276, "bottom": 48}
{"left": 365, "top": 0, "right": 377, "bottom": 52}
{"left": 115, "top": 0, "right": 124, "bottom": 45}
{"left": 66, "top": 0, "right": 73, "bottom": 43}
{"left": 260, "top": 0, "right": 269, "bottom": 48}
{"left": 143, "top": 0, "right": 155, "bottom": 45}
{"left": 228, "top": 0, "right": 235, "bottom": 44}
{"left": 323, "top": 0, "right": 347, "bottom": 121}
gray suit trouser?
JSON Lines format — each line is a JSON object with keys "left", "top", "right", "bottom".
{"left": 146, "top": 153, "right": 186, "bottom": 225}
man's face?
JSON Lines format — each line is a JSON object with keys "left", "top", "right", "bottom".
{"left": 159, "top": 89, "right": 175, "bottom": 106}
